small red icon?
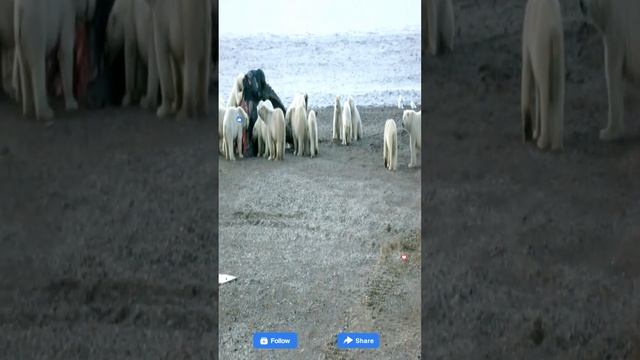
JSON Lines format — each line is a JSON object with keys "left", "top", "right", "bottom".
{"left": 401, "top": 254, "right": 408, "bottom": 262}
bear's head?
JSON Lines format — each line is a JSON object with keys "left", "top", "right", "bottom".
{"left": 402, "top": 110, "right": 414, "bottom": 131}
{"left": 257, "top": 100, "right": 274, "bottom": 122}
{"left": 579, "top": 0, "right": 607, "bottom": 32}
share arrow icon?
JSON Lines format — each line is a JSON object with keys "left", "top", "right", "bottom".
{"left": 343, "top": 336, "right": 353, "bottom": 345}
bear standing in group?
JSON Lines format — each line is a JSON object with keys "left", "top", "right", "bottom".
{"left": 146, "top": 0, "right": 212, "bottom": 119}
{"left": 257, "top": 99, "right": 286, "bottom": 161}
{"left": 341, "top": 100, "right": 352, "bottom": 146}
{"left": 402, "top": 110, "right": 422, "bottom": 168}
{"left": 222, "top": 106, "right": 249, "bottom": 161}
{"left": 106, "top": 0, "right": 158, "bottom": 110}
{"left": 579, "top": 0, "right": 640, "bottom": 141}
{"left": 13, "top": 0, "right": 97, "bottom": 120}
{"left": 426, "top": 0, "right": 455, "bottom": 55}
{"left": 227, "top": 73, "right": 244, "bottom": 108}
{"left": 521, "top": 0, "right": 565, "bottom": 151}
{"left": 332, "top": 95, "right": 342, "bottom": 142}
{"left": 383, "top": 119, "right": 398, "bottom": 171}
{"left": 347, "top": 96, "right": 363, "bottom": 141}
{"left": 307, "top": 110, "right": 318, "bottom": 158}
{"left": 287, "top": 93, "right": 308, "bottom": 156}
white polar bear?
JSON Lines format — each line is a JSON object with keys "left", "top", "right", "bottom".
{"left": 145, "top": 0, "right": 212, "bottom": 119}
{"left": 426, "top": 0, "right": 455, "bottom": 56}
{"left": 347, "top": 96, "right": 363, "bottom": 141}
{"left": 289, "top": 96, "right": 308, "bottom": 156}
{"left": 341, "top": 100, "right": 352, "bottom": 145}
{"left": 307, "top": 110, "right": 318, "bottom": 158}
{"left": 13, "top": 0, "right": 96, "bottom": 120}
{"left": 332, "top": 95, "right": 342, "bottom": 142}
{"left": 222, "top": 106, "right": 249, "bottom": 161}
{"left": 521, "top": 0, "right": 565, "bottom": 151}
{"left": 253, "top": 117, "right": 270, "bottom": 158}
{"left": 383, "top": 119, "right": 398, "bottom": 171}
{"left": 227, "top": 73, "right": 244, "bottom": 107}
{"left": 257, "top": 99, "right": 286, "bottom": 161}
{"left": 580, "top": 0, "right": 640, "bottom": 141}
{"left": 258, "top": 115, "right": 272, "bottom": 159}
{"left": 106, "top": 0, "right": 159, "bottom": 110}
{"left": 402, "top": 110, "right": 422, "bottom": 168}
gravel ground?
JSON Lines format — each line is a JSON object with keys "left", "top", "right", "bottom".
{"left": 0, "top": 99, "right": 218, "bottom": 359}
{"left": 423, "top": 0, "right": 640, "bottom": 358}
{"left": 219, "top": 105, "right": 421, "bottom": 359}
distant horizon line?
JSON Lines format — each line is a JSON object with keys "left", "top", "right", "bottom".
{"left": 220, "top": 26, "right": 421, "bottom": 38}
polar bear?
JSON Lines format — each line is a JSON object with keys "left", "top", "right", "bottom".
{"left": 222, "top": 106, "right": 249, "bottom": 161}
{"left": 521, "top": 0, "right": 565, "bottom": 151}
{"left": 285, "top": 94, "right": 306, "bottom": 128}
{"left": 145, "top": 0, "right": 212, "bottom": 119}
{"left": 307, "top": 110, "right": 319, "bottom": 158}
{"left": 253, "top": 117, "right": 269, "bottom": 158}
{"left": 289, "top": 95, "right": 308, "bottom": 156}
{"left": 341, "top": 100, "right": 352, "bottom": 145}
{"left": 13, "top": 0, "right": 96, "bottom": 120}
{"left": 106, "top": 0, "right": 158, "bottom": 110}
{"left": 257, "top": 99, "right": 286, "bottom": 161}
{"left": 426, "top": 0, "right": 455, "bottom": 56}
{"left": 580, "top": 0, "right": 640, "bottom": 141}
{"left": 258, "top": 115, "right": 272, "bottom": 159}
{"left": 402, "top": 110, "right": 422, "bottom": 168}
{"left": 347, "top": 96, "right": 363, "bottom": 141}
{"left": 227, "top": 73, "right": 244, "bottom": 107}
{"left": 332, "top": 95, "right": 342, "bottom": 142}
{"left": 383, "top": 119, "right": 398, "bottom": 171}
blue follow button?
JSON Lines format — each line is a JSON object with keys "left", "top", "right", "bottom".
{"left": 337, "top": 332, "right": 380, "bottom": 349}
{"left": 253, "top": 332, "right": 298, "bottom": 349}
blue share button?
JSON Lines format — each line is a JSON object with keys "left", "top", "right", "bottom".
{"left": 337, "top": 332, "right": 380, "bottom": 349}
{"left": 253, "top": 332, "right": 298, "bottom": 350}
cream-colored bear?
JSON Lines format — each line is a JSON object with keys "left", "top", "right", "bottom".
{"left": 253, "top": 117, "right": 271, "bottom": 158}
{"left": 307, "top": 110, "right": 318, "bottom": 158}
{"left": 580, "top": 0, "right": 640, "bottom": 141}
{"left": 222, "top": 106, "right": 249, "bottom": 161}
{"left": 257, "top": 100, "right": 286, "bottom": 161}
{"left": 341, "top": 100, "right": 352, "bottom": 145}
{"left": 426, "top": 0, "right": 455, "bottom": 56}
{"left": 289, "top": 96, "right": 308, "bottom": 156}
{"left": 106, "top": 0, "right": 158, "bottom": 110}
{"left": 14, "top": 0, "right": 96, "bottom": 120}
{"left": 227, "top": 73, "right": 244, "bottom": 107}
{"left": 332, "top": 95, "right": 342, "bottom": 142}
{"left": 402, "top": 110, "right": 422, "bottom": 168}
{"left": 347, "top": 96, "right": 363, "bottom": 141}
{"left": 383, "top": 119, "right": 397, "bottom": 171}
{"left": 145, "top": 0, "right": 212, "bottom": 119}
{"left": 521, "top": 0, "right": 564, "bottom": 151}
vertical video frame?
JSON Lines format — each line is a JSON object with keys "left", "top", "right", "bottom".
{"left": 218, "top": 0, "right": 422, "bottom": 358}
